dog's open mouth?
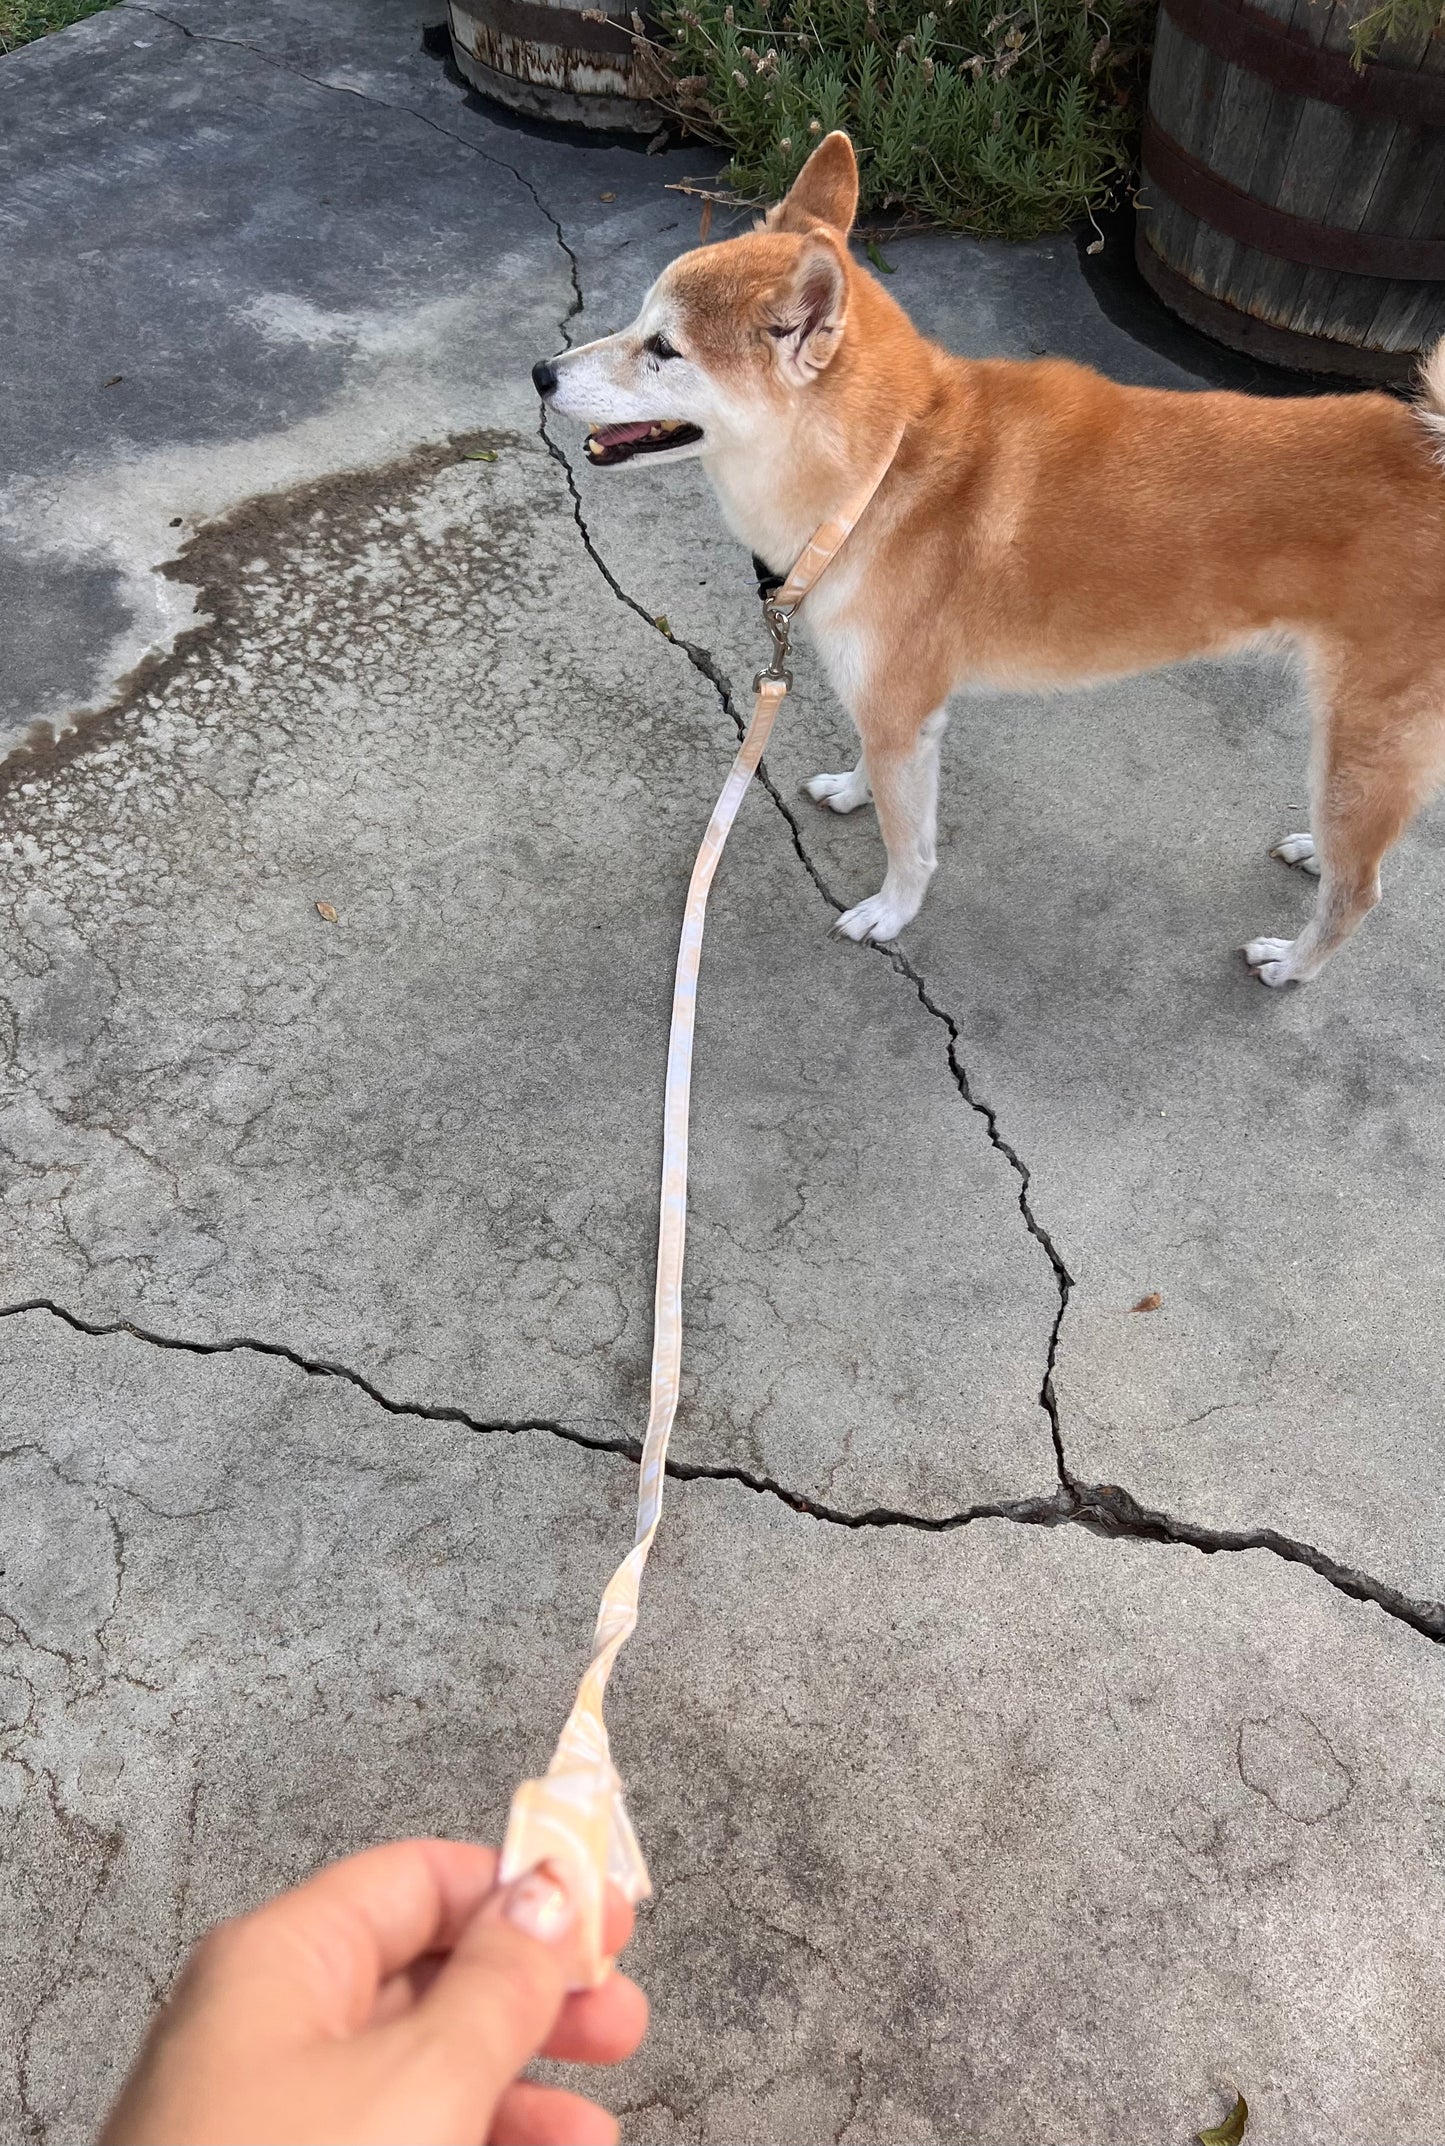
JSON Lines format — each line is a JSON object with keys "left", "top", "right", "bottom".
{"left": 584, "top": 419, "right": 703, "bottom": 467}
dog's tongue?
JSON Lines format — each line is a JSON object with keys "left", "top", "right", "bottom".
{"left": 591, "top": 421, "right": 655, "bottom": 448}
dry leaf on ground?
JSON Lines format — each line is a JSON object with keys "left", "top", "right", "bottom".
{"left": 315, "top": 900, "right": 339, "bottom": 924}
{"left": 1197, "top": 2090, "right": 1248, "bottom": 2146}
{"left": 1130, "top": 1291, "right": 1162, "bottom": 1312}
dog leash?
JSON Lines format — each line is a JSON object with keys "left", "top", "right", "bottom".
{"left": 498, "top": 428, "right": 904, "bottom": 1985}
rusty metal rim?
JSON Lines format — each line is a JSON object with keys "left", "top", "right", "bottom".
{"left": 1141, "top": 115, "right": 1445, "bottom": 279}
{"left": 447, "top": 19, "right": 662, "bottom": 129}
{"left": 1160, "top": 0, "right": 1445, "bottom": 125}
{"left": 1134, "top": 227, "right": 1420, "bottom": 383}
{"left": 451, "top": 0, "right": 653, "bottom": 60}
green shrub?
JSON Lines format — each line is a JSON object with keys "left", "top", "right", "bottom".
{"left": 1348, "top": 0, "right": 1445, "bottom": 59}
{"left": 653, "top": 0, "right": 1153, "bottom": 238}
{"left": 0, "top": 0, "right": 117, "bottom": 54}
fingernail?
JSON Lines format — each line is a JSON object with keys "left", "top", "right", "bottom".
{"left": 501, "top": 1862, "right": 576, "bottom": 1945}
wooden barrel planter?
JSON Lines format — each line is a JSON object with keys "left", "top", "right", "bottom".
{"left": 447, "top": 0, "right": 662, "bottom": 132}
{"left": 1136, "top": 0, "right": 1445, "bottom": 380}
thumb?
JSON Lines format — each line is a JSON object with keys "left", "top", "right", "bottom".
{"left": 401, "top": 1862, "right": 579, "bottom": 2105}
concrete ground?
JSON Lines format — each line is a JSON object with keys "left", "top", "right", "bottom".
{"left": 2, "top": 6, "right": 1444, "bottom": 2141}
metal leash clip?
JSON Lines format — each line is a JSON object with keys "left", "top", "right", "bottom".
{"left": 755, "top": 596, "right": 794, "bottom": 691}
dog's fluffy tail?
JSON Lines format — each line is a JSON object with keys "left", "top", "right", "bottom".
{"left": 1414, "top": 335, "right": 1445, "bottom": 462}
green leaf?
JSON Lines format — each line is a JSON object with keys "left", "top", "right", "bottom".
{"left": 654, "top": 615, "right": 674, "bottom": 637}
{"left": 1198, "top": 2092, "right": 1248, "bottom": 2146}
{"left": 864, "top": 238, "right": 895, "bottom": 273}
{"left": 463, "top": 449, "right": 498, "bottom": 462}
{"left": 652, "top": 0, "right": 1151, "bottom": 236}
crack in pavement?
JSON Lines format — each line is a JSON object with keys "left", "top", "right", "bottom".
{"left": 1, "top": 1292, "right": 1058, "bottom": 1533}
{"left": 533, "top": 417, "right": 1074, "bottom": 1488}
{"left": 18, "top": 15, "right": 1443, "bottom": 1658}
{"left": 518, "top": 217, "right": 1445, "bottom": 1662}
{"left": 508, "top": 139, "right": 1076, "bottom": 1488}
{"left": 4, "top": 1298, "right": 1444, "bottom": 1647}
{"left": 106, "top": 0, "right": 1068, "bottom": 1553}
{"left": 103, "top": 0, "right": 1067, "bottom": 1518}
{"left": 105, "top": 5, "right": 1075, "bottom": 1484}
{"left": 116, "top": 0, "right": 587, "bottom": 325}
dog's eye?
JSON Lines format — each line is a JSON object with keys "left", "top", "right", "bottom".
{"left": 765, "top": 323, "right": 793, "bottom": 339}
{"left": 644, "top": 333, "right": 681, "bottom": 360}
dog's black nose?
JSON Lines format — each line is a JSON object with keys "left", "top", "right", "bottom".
{"left": 532, "top": 358, "right": 559, "bottom": 397}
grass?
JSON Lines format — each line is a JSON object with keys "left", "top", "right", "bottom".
{"left": 0, "top": 0, "right": 118, "bottom": 54}
{"left": 653, "top": 0, "right": 1153, "bottom": 238}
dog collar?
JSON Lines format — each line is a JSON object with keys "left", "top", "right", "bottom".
{"left": 751, "top": 427, "right": 905, "bottom": 608}
{"left": 754, "top": 426, "right": 906, "bottom": 687}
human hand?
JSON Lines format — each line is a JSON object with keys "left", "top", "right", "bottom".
{"left": 99, "top": 1839, "right": 647, "bottom": 2146}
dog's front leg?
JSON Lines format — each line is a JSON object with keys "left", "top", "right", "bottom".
{"left": 832, "top": 706, "right": 949, "bottom": 944}
{"left": 804, "top": 759, "right": 872, "bottom": 814}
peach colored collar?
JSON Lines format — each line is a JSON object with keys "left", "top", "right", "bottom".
{"left": 755, "top": 430, "right": 908, "bottom": 685}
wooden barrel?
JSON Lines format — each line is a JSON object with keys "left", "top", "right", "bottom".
{"left": 447, "top": 0, "right": 662, "bottom": 132}
{"left": 1137, "top": 0, "right": 1445, "bottom": 380}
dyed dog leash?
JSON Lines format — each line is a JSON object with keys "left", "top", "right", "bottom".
{"left": 499, "top": 431, "right": 904, "bottom": 1984}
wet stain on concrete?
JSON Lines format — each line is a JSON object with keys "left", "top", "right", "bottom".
{"left": 0, "top": 429, "right": 524, "bottom": 813}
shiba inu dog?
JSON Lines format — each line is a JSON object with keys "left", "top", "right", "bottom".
{"left": 533, "top": 131, "right": 1445, "bottom": 984}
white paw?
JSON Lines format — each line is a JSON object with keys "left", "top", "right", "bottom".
{"left": 832, "top": 890, "right": 919, "bottom": 944}
{"left": 1271, "top": 831, "right": 1321, "bottom": 876}
{"left": 1243, "top": 935, "right": 1299, "bottom": 987}
{"left": 804, "top": 768, "right": 872, "bottom": 815}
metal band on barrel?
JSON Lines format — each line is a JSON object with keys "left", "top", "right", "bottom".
{"left": 1160, "top": 0, "right": 1445, "bottom": 124}
{"left": 1142, "top": 114, "right": 1445, "bottom": 279}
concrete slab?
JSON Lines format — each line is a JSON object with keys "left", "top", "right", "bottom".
{"left": 4, "top": 1, "right": 1445, "bottom": 2139}
{"left": 0, "top": 426, "right": 1057, "bottom": 1515}
{"left": 3, "top": 1314, "right": 1444, "bottom": 2146}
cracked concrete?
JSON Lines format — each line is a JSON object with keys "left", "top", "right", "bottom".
{"left": 4, "top": 1318, "right": 1445, "bottom": 2143}
{"left": 3, "top": 0, "right": 1445, "bottom": 2137}
{"left": 1, "top": 426, "right": 1055, "bottom": 1515}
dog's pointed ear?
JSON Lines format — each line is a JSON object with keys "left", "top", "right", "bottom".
{"left": 766, "top": 131, "right": 859, "bottom": 237}
{"left": 765, "top": 230, "right": 849, "bottom": 383}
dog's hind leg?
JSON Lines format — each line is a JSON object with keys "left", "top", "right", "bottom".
{"left": 833, "top": 706, "right": 949, "bottom": 944}
{"left": 1245, "top": 671, "right": 1442, "bottom": 986}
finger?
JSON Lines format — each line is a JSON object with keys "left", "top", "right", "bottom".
{"left": 490, "top": 2081, "right": 620, "bottom": 2146}
{"left": 540, "top": 1973, "right": 649, "bottom": 2066}
{"left": 402, "top": 1863, "right": 581, "bottom": 2098}
{"left": 373, "top": 1891, "right": 643, "bottom": 2045}
{"left": 371, "top": 1951, "right": 447, "bottom": 2026}
{"left": 599, "top": 1886, "right": 636, "bottom": 1965}
{"left": 191, "top": 1840, "right": 501, "bottom": 2039}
